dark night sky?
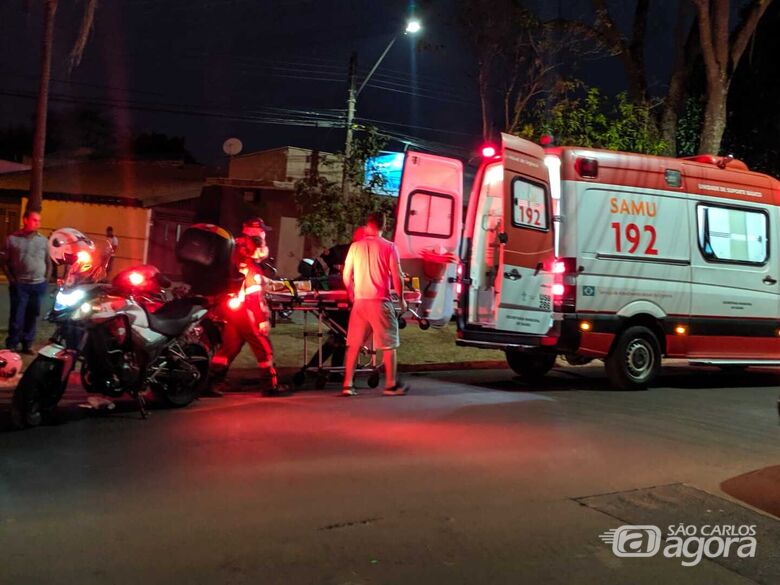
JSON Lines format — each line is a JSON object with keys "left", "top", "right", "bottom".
{"left": 0, "top": 0, "right": 695, "bottom": 164}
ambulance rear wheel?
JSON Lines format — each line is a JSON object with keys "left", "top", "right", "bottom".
{"left": 505, "top": 351, "right": 556, "bottom": 381}
{"left": 605, "top": 326, "right": 661, "bottom": 390}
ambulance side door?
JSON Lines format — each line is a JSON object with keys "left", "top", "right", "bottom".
{"left": 394, "top": 151, "right": 464, "bottom": 324}
{"left": 496, "top": 134, "right": 556, "bottom": 336}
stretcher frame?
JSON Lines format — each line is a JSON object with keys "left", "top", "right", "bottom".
{"left": 266, "top": 285, "right": 424, "bottom": 389}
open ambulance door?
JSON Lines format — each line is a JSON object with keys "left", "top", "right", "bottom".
{"left": 393, "top": 151, "right": 463, "bottom": 326}
{"left": 496, "top": 134, "right": 556, "bottom": 336}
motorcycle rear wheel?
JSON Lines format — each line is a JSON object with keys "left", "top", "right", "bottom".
{"left": 154, "top": 343, "right": 210, "bottom": 408}
{"left": 11, "top": 358, "right": 65, "bottom": 429}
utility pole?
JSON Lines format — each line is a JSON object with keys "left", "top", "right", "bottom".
{"left": 342, "top": 52, "right": 357, "bottom": 198}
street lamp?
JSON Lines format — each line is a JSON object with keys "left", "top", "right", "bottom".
{"left": 342, "top": 18, "right": 422, "bottom": 195}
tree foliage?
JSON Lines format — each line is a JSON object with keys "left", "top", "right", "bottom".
{"left": 294, "top": 128, "right": 396, "bottom": 246}
{"left": 457, "top": 0, "right": 580, "bottom": 140}
{"left": 517, "top": 87, "right": 667, "bottom": 155}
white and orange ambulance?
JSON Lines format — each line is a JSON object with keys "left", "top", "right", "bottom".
{"left": 393, "top": 134, "right": 780, "bottom": 389}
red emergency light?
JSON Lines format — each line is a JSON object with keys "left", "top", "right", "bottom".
{"left": 128, "top": 271, "right": 145, "bottom": 286}
{"left": 575, "top": 157, "right": 598, "bottom": 179}
{"left": 481, "top": 145, "right": 498, "bottom": 159}
{"left": 76, "top": 250, "right": 92, "bottom": 265}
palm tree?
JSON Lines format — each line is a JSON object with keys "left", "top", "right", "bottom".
{"left": 28, "top": 0, "right": 99, "bottom": 213}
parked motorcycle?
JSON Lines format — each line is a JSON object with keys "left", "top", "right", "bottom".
{"left": 11, "top": 230, "right": 215, "bottom": 428}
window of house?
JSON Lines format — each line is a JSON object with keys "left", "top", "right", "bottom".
{"left": 511, "top": 177, "right": 548, "bottom": 230}
{"left": 404, "top": 190, "right": 454, "bottom": 239}
{"left": 697, "top": 204, "right": 769, "bottom": 265}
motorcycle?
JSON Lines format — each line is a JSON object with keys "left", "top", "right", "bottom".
{"left": 11, "top": 231, "right": 216, "bottom": 429}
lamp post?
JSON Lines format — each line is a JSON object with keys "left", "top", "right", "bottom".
{"left": 342, "top": 18, "right": 422, "bottom": 196}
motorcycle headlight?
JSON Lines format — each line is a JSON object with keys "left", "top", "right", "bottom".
{"left": 54, "top": 288, "right": 87, "bottom": 311}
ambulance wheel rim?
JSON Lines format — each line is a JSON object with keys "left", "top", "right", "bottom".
{"left": 625, "top": 339, "right": 654, "bottom": 381}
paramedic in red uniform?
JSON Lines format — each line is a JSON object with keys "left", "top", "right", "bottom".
{"left": 209, "top": 217, "right": 287, "bottom": 396}
{"left": 341, "top": 212, "right": 409, "bottom": 396}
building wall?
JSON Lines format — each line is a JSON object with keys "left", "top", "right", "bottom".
{"left": 196, "top": 185, "right": 314, "bottom": 277}
{"left": 228, "top": 147, "right": 343, "bottom": 184}
{"left": 23, "top": 197, "right": 151, "bottom": 275}
{"left": 229, "top": 149, "right": 288, "bottom": 181}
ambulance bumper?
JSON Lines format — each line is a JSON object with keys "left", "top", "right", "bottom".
{"left": 456, "top": 324, "right": 559, "bottom": 351}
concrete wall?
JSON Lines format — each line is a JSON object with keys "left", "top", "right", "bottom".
{"left": 229, "top": 149, "right": 288, "bottom": 181}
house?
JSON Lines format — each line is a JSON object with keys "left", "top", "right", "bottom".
{"left": 198, "top": 146, "right": 342, "bottom": 277}
{"left": 0, "top": 159, "right": 209, "bottom": 278}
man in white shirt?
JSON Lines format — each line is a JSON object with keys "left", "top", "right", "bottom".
{"left": 341, "top": 212, "right": 409, "bottom": 396}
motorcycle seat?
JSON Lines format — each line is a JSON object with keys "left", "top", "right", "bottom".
{"left": 146, "top": 297, "right": 208, "bottom": 337}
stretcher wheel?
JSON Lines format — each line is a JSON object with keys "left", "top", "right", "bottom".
{"left": 315, "top": 373, "right": 328, "bottom": 390}
{"left": 398, "top": 317, "right": 407, "bottom": 329}
{"left": 367, "top": 372, "right": 380, "bottom": 388}
{"left": 419, "top": 319, "right": 430, "bottom": 331}
{"left": 292, "top": 370, "right": 306, "bottom": 387}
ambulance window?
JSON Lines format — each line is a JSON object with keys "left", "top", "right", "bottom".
{"left": 404, "top": 190, "right": 454, "bottom": 239}
{"left": 697, "top": 204, "right": 769, "bottom": 265}
{"left": 511, "top": 178, "right": 548, "bottom": 230}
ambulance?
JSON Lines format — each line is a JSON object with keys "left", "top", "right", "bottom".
{"left": 393, "top": 134, "right": 780, "bottom": 389}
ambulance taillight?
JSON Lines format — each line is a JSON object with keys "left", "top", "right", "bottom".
{"left": 551, "top": 257, "right": 578, "bottom": 313}
{"left": 575, "top": 157, "right": 598, "bottom": 179}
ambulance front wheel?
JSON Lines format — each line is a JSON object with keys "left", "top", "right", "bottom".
{"left": 505, "top": 350, "right": 556, "bottom": 381}
{"left": 605, "top": 326, "right": 661, "bottom": 390}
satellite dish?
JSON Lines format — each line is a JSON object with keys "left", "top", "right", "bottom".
{"left": 223, "top": 138, "right": 243, "bottom": 156}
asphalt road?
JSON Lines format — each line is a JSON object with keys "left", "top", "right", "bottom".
{"left": 1, "top": 364, "right": 778, "bottom": 585}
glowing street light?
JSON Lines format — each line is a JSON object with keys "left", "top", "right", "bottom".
{"left": 343, "top": 17, "right": 423, "bottom": 195}
{"left": 405, "top": 18, "right": 422, "bottom": 34}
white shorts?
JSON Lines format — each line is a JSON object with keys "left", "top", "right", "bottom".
{"left": 346, "top": 299, "right": 399, "bottom": 351}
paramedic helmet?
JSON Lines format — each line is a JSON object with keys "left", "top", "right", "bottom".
{"left": 242, "top": 217, "right": 271, "bottom": 245}
{"left": 49, "top": 228, "right": 96, "bottom": 266}
{"left": 0, "top": 349, "right": 22, "bottom": 379}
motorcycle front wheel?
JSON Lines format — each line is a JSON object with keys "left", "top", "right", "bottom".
{"left": 11, "top": 357, "right": 66, "bottom": 429}
{"left": 154, "top": 343, "right": 210, "bottom": 408}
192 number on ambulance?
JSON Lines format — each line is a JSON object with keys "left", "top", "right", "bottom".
{"left": 611, "top": 222, "right": 658, "bottom": 255}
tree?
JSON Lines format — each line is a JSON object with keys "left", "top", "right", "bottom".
{"left": 691, "top": 0, "right": 774, "bottom": 154}
{"left": 458, "top": 0, "right": 579, "bottom": 139}
{"left": 557, "top": 1, "right": 699, "bottom": 156}
{"left": 722, "top": 0, "right": 780, "bottom": 174}
{"left": 294, "top": 128, "right": 396, "bottom": 246}
{"left": 27, "top": 0, "right": 99, "bottom": 213}
{"left": 518, "top": 87, "right": 667, "bottom": 155}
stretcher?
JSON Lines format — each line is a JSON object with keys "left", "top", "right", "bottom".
{"left": 266, "top": 282, "right": 424, "bottom": 389}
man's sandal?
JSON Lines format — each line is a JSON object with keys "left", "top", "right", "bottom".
{"left": 383, "top": 382, "right": 410, "bottom": 396}
{"left": 341, "top": 387, "right": 358, "bottom": 397}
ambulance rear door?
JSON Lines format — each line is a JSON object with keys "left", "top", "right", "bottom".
{"left": 496, "top": 133, "right": 556, "bottom": 336}
{"left": 393, "top": 151, "right": 463, "bottom": 325}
